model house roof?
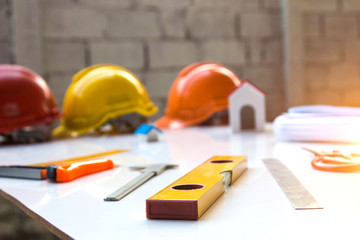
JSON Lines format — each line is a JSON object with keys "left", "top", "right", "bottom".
{"left": 229, "top": 79, "right": 267, "bottom": 97}
{"left": 134, "top": 124, "right": 162, "bottom": 135}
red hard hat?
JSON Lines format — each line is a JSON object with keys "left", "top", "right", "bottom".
{"left": 155, "top": 62, "right": 241, "bottom": 129}
{"left": 0, "top": 64, "right": 62, "bottom": 134}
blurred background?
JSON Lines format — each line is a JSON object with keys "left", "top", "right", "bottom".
{"left": 1, "top": 0, "right": 360, "bottom": 238}
{"left": 0, "top": 0, "right": 285, "bottom": 122}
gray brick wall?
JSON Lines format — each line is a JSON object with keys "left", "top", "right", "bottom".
{"left": 0, "top": 0, "right": 13, "bottom": 63}
{"left": 0, "top": 0, "right": 287, "bottom": 121}
{"left": 90, "top": 41, "right": 145, "bottom": 70}
{"left": 44, "top": 41, "right": 87, "bottom": 72}
{"left": 300, "top": 0, "right": 360, "bottom": 107}
{"left": 149, "top": 41, "right": 199, "bottom": 68}
{"left": 38, "top": 0, "right": 286, "bottom": 120}
{"left": 43, "top": 8, "right": 107, "bottom": 39}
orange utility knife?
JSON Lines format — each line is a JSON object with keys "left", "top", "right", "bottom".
{"left": 0, "top": 158, "right": 115, "bottom": 182}
{"left": 0, "top": 149, "right": 126, "bottom": 182}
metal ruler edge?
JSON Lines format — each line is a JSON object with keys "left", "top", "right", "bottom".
{"left": 263, "top": 158, "right": 323, "bottom": 210}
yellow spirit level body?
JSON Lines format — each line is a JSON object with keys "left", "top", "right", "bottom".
{"left": 146, "top": 155, "right": 247, "bottom": 220}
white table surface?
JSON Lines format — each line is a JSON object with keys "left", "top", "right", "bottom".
{"left": 1, "top": 124, "right": 360, "bottom": 240}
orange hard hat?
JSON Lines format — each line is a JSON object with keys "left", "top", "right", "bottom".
{"left": 155, "top": 62, "right": 241, "bottom": 129}
{"left": 0, "top": 64, "right": 62, "bottom": 134}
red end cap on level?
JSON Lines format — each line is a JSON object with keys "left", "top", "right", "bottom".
{"left": 146, "top": 199, "right": 198, "bottom": 220}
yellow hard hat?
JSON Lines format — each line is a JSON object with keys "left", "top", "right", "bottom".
{"left": 53, "top": 64, "right": 157, "bottom": 137}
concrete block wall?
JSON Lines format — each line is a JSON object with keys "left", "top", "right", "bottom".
{"left": 303, "top": 0, "right": 360, "bottom": 106}
{"left": 0, "top": 0, "right": 13, "bottom": 63}
{"left": 40, "top": 0, "right": 285, "bottom": 121}
{"left": 8, "top": 0, "right": 360, "bottom": 120}
{"left": 285, "top": 0, "right": 360, "bottom": 107}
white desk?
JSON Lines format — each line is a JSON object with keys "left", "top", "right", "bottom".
{"left": 1, "top": 125, "right": 360, "bottom": 239}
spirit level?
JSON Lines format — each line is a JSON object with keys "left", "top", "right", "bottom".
{"left": 146, "top": 155, "right": 247, "bottom": 220}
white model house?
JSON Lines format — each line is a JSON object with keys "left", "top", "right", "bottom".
{"left": 229, "top": 79, "right": 266, "bottom": 132}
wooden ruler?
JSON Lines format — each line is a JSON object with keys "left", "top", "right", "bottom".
{"left": 146, "top": 155, "right": 247, "bottom": 220}
{"left": 263, "top": 158, "right": 322, "bottom": 210}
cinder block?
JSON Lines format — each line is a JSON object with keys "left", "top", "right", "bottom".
{"left": 305, "top": 40, "right": 342, "bottom": 63}
{"left": 106, "top": 11, "right": 161, "bottom": 39}
{"left": 303, "top": 14, "right": 321, "bottom": 37}
{"left": 242, "top": 66, "right": 283, "bottom": 93}
{"left": 138, "top": 0, "right": 191, "bottom": 9}
{"left": 149, "top": 41, "right": 199, "bottom": 68}
{"left": 247, "top": 39, "right": 262, "bottom": 64}
{"left": 304, "top": 65, "right": 328, "bottom": 90}
{"left": 240, "top": 13, "right": 282, "bottom": 38}
{"left": 144, "top": 71, "right": 178, "bottom": 98}
{"left": 44, "top": 8, "right": 107, "bottom": 38}
{"left": 78, "top": 0, "right": 133, "bottom": 8}
{"left": 248, "top": 39, "right": 282, "bottom": 64}
{"left": 298, "top": 0, "right": 337, "bottom": 12}
{"left": 187, "top": 8, "right": 235, "bottom": 39}
{"left": 162, "top": 9, "right": 187, "bottom": 38}
{"left": 48, "top": 72, "right": 74, "bottom": 109}
{"left": 264, "top": 39, "right": 283, "bottom": 64}
{"left": 265, "top": 92, "right": 285, "bottom": 120}
{"left": 264, "top": 0, "right": 281, "bottom": 9}
{"left": 90, "top": 41, "right": 144, "bottom": 70}
{"left": 305, "top": 89, "right": 343, "bottom": 106}
{"left": 324, "top": 15, "right": 358, "bottom": 38}
{"left": 44, "top": 41, "right": 86, "bottom": 72}
{"left": 344, "top": 0, "right": 360, "bottom": 11}
{"left": 194, "top": 0, "right": 259, "bottom": 11}
{"left": 45, "top": 0, "right": 133, "bottom": 8}
{"left": 327, "top": 63, "right": 360, "bottom": 88}
{"left": 12, "top": 0, "right": 43, "bottom": 74}
{"left": 202, "top": 40, "right": 246, "bottom": 65}
{"left": 344, "top": 40, "right": 360, "bottom": 61}
{"left": 0, "top": 41, "right": 12, "bottom": 63}
{"left": 0, "top": 0, "right": 10, "bottom": 39}
{"left": 42, "top": 0, "right": 77, "bottom": 8}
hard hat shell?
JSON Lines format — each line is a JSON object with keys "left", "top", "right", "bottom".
{"left": 0, "top": 64, "right": 62, "bottom": 134}
{"left": 53, "top": 64, "right": 158, "bottom": 137}
{"left": 155, "top": 62, "right": 241, "bottom": 129}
